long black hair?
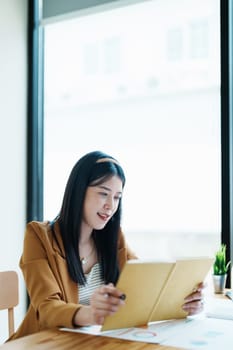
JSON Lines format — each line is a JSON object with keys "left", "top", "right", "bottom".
{"left": 52, "top": 151, "right": 126, "bottom": 285}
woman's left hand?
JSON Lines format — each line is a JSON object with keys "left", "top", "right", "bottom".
{"left": 182, "top": 282, "right": 205, "bottom": 315}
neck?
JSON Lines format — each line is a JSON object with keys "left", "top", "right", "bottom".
{"left": 79, "top": 235, "right": 92, "bottom": 245}
{"left": 79, "top": 231, "right": 96, "bottom": 267}
{"left": 79, "top": 222, "right": 93, "bottom": 245}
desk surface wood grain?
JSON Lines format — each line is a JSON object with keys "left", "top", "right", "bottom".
{"left": 1, "top": 328, "right": 182, "bottom": 350}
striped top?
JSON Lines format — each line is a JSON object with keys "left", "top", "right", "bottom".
{"left": 78, "top": 263, "right": 104, "bottom": 305}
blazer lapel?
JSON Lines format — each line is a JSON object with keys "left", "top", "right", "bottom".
{"left": 52, "top": 221, "right": 78, "bottom": 303}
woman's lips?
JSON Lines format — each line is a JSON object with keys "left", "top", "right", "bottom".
{"left": 97, "top": 213, "right": 110, "bottom": 221}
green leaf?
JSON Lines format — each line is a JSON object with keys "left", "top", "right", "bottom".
{"left": 213, "top": 244, "right": 231, "bottom": 275}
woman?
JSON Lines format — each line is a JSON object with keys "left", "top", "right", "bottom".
{"left": 10, "top": 151, "right": 204, "bottom": 339}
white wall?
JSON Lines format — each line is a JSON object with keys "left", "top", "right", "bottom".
{"left": 0, "top": 0, "right": 27, "bottom": 343}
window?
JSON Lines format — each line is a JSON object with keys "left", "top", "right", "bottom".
{"left": 189, "top": 20, "right": 209, "bottom": 59}
{"left": 166, "top": 27, "right": 183, "bottom": 61}
{"left": 43, "top": 0, "right": 221, "bottom": 260}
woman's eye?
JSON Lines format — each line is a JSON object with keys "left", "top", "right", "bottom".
{"left": 99, "top": 192, "right": 108, "bottom": 197}
{"left": 114, "top": 196, "right": 121, "bottom": 201}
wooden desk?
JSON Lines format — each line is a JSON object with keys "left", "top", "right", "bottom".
{"left": 0, "top": 328, "right": 182, "bottom": 350}
{"left": 1, "top": 293, "right": 230, "bottom": 349}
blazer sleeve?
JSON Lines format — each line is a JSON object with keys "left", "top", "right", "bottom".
{"left": 20, "top": 222, "right": 80, "bottom": 329}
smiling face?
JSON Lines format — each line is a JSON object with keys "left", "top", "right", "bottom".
{"left": 81, "top": 175, "right": 123, "bottom": 235}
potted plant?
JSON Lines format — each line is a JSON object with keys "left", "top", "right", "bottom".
{"left": 213, "top": 244, "right": 231, "bottom": 293}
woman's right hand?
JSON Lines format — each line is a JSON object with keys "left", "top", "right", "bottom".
{"left": 74, "top": 283, "right": 125, "bottom": 326}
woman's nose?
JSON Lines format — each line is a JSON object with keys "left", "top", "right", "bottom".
{"left": 104, "top": 198, "right": 113, "bottom": 210}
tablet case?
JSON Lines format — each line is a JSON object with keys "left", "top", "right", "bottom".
{"left": 102, "top": 257, "right": 213, "bottom": 331}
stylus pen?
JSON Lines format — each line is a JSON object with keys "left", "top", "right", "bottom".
{"left": 104, "top": 293, "right": 126, "bottom": 300}
{"left": 119, "top": 293, "right": 126, "bottom": 300}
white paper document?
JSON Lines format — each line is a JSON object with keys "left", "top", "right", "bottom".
{"left": 61, "top": 324, "right": 161, "bottom": 343}
{"left": 60, "top": 295, "right": 233, "bottom": 349}
{"left": 155, "top": 317, "right": 233, "bottom": 349}
{"left": 205, "top": 296, "right": 233, "bottom": 320}
{"left": 61, "top": 315, "right": 233, "bottom": 349}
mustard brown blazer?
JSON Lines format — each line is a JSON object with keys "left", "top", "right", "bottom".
{"left": 11, "top": 221, "right": 137, "bottom": 340}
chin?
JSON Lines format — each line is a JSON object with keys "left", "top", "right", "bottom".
{"left": 94, "top": 223, "right": 108, "bottom": 231}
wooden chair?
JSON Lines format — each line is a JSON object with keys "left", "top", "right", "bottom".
{"left": 0, "top": 271, "right": 19, "bottom": 337}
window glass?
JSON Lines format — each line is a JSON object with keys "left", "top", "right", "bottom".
{"left": 44, "top": 0, "right": 221, "bottom": 260}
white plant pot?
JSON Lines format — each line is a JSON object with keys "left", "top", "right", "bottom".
{"left": 213, "top": 274, "right": 227, "bottom": 294}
